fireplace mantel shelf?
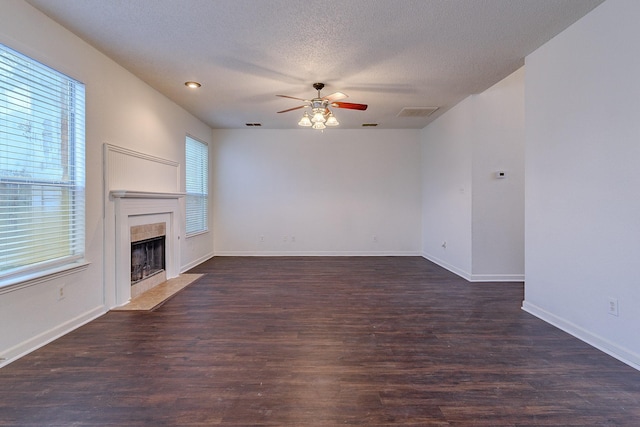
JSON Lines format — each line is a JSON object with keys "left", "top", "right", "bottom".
{"left": 110, "top": 190, "right": 185, "bottom": 199}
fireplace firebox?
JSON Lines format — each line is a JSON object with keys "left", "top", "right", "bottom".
{"left": 131, "top": 236, "right": 165, "bottom": 284}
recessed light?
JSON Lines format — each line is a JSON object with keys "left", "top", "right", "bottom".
{"left": 184, "top": 81, "right": 201, "bottom": 89}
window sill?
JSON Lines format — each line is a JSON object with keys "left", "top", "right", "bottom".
{"left": 0, "top": 261, "right": 91, "bottom": 295}
{"left": 186, "top": 230, "right": 210, "bottom": 239}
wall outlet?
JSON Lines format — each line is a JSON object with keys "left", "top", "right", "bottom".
{"left": 57, "top": 285, "right": 66, "bottom": 301}
{"left": 442, "top": 241, "right": 447, "bottom": 249}
{"left": 259, "top": 235, "right": 264, "bottom": 243}
{"left": 608, "top": 297, "right": 619, "bottom": 316}
{"left": 373, "top": 235, "right": 378, "bottom": 243}
{"left": 291, "top": 236, "right": 296, "bottom": 243}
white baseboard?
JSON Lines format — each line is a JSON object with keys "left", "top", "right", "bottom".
{"left": 213, "top": 251, "right": 423, "bottom": 257}
{"left": 421, "top": 252, "right": 472, "bottom": 280}
{"left": 468, "top": 273, "right": 524, "bottom": 282}
{"left": 421, "top": 253, "right": 524, "bottom": 282}
{"left": 181, "top": 251, "right": 215, "bottom": 273}
{"left": 0, "top": 305, "right": 106, "bottom": 369}
{"left": 522, "top": 300, "right": 640, "bottom": 372}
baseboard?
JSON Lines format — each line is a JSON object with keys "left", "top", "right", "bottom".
{"left": 468, "top": 273, "right": 524, "bottom": 282}
{"left": 421, "top": 253, "right": 524, "bottom": 282}
{"left": 522, "top": 300, "right": 640, "bottom": 372}
{"left": 181, "top": 251, "right": 214, "bottom": 273}
{"left": 0, "top": 305, "right": 106, "bottom": 369}
{"left": 213, "top": 251, "right": 423, "bottom": 257}
{"left": 421, "top": 252, "right": 472, "bottom": 280}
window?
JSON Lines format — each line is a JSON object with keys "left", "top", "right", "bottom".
{"left": 185, "top": 135, "right": 208, "bottom": 236}
{"left": 0, "top": 44, "right": 85, "bottom": 286}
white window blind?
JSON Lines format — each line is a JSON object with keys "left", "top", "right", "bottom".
{"left": 0, "top": 43, "right": 85, "bottom": 285}
{"left": 185, "top": 135, "right": 208, "bottom": 235}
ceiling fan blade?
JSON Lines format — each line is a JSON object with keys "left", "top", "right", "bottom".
{"left": 276, "top": 94, "right": 308, "bottom": 102}
{"left": 331, "top": 101, "right": 368, "bottom": 111}
{"left": 277, "top": 105, "right": 306, "bottom": 113}
{"left": 322, "top": 91, "right": 348, "bottom": 102}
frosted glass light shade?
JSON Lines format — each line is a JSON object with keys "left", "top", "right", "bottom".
{"left": 312, "top": 121, "right": 326, "bottom": 130}
{"left": 298, "top": 112, "right": 312, "bottom": 126}
{"left": 312, "top": 110, "right": 326, "bottom": 123}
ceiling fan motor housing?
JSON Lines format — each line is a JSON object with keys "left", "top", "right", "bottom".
{"left": 311, "top": 99, "right": 329, "bottom": 109}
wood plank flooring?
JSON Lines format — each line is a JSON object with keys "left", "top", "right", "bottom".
{"left": 1, "top": 256, "right": 639, "bottom": 426}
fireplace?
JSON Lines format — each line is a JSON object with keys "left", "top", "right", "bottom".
{"left": 108, "top": 190, "right": 183, "bottom": 307}
{"left": 105, "top": 144, "right": 184, "bottom": 308}
{"left": 129, "top": 221, "right": 168, "bottom": 298}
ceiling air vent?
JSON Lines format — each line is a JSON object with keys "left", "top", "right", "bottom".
{"left": 397, "top": 107, "right": 439, "bottom": 118}
{"left": 362, "top": 123, "right": 378, "bottom": 127}
{"left": 245, "top": 123, "right": 262, "bottom": 127}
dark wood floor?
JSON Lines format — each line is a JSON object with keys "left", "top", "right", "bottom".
{"left": 1, "top": 257, "right": 639, "bottom": 426}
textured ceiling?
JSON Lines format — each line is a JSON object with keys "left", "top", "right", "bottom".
{"left": 26, "top": 0, "right": 604, "bottom": 130}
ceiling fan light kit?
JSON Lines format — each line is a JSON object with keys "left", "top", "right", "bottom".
{"left": 277, "top": 82, "right": 367, "bottom": 130}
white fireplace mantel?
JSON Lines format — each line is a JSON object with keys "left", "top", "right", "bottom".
{"left": 110, "top": 190, "right": 184, "bottom": 307}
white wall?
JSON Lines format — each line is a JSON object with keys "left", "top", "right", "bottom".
{"left": 212, "top": 129, "right": 422, "bottom": 255}
{"left": 421, "top": 68, "right": 525, "bottom": 281}
{"left": 523, "top": 0, "right": 640, "bottom": 369}
{"left": 471, "top": 69, "right": 525, "bottom": 279}
{"left": 420, "top": 100, "right": 474, "bottom": 277}
{"left": 0, "top": 0, "right": 213, "bottom": 367}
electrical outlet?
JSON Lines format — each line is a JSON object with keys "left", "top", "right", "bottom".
{"left": 259, "top": 235, "right": 264, "bottom": 243}
{"left": 608, "top": 298, "right": 619, "bottom": 316}
{"left": 373, "top": 235, "right": 378, "bottom": 243}
{"left": 58, "top": 285, "right": 66, "bottom": 301}
{"left": 442, "top": 241, "right": 447, "bottom": 249}
{"left": 291, "top": 236, "right": 296, "bottom": 243}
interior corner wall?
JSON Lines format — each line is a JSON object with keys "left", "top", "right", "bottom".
{"left": 471, "top": 68, "right": 525, "bottom": 280}
{"left": 420, "top": 68, "right": 525, "bottom": 281}
{"left": 523, "top": 0, "right": 640, "bottom": 369}
{"left": 212, "top": 129, "right": 422, "bottom": 256}
{"left": 0, "top": 0, "right": 213, "bottom": 367}
{"left": 420, "top": 100, "right": 473, "bottom": 278}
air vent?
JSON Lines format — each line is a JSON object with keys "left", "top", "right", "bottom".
{"left": 397, "top": 107, "right": 439, "bottom": 118}
{"left": 362, "top": 123, "right": 378, "bottom": 127}
{"left": 245, "top": 123, "right": 262, "bottom": 127}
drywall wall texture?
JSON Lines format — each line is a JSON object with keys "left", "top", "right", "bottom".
{"left": 420, "top": 68, "right": 525, "bottom": 281}
{"left": 420, "top": 99, "right": 474, "bottom": 277}
{"left": 471, "top": 68, "right": 525, "bottom": 279}
{"left": 212, "top": 129, "right": 422, "bottom": 255}
{"left": 0, "top": 0, "right": 213, "bottom": 366}
{"left": 523, "top": 0, "right": 640, "bottom": 369}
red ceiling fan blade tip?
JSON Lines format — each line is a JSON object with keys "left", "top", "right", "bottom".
{"left": 332, "top": 102, "right": 368, "bottom": 111}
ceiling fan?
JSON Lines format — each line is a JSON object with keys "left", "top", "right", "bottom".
{"left": 276, "top": 82, "right": 367, "bottom": 129}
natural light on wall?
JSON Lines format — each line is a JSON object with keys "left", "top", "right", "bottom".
{"left": 0, "top": 43, "right": 86, "bottom": 287}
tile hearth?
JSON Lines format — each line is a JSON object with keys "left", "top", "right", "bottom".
{"left": 111, "top": 274, "right": 204, "bottom": 311}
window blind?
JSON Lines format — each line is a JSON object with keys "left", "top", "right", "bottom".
{"left": 0, "top": 43, "right": 85, "bottom": 284}
{"left": 185, "top": 135, "right": 208, "bottom": 235}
